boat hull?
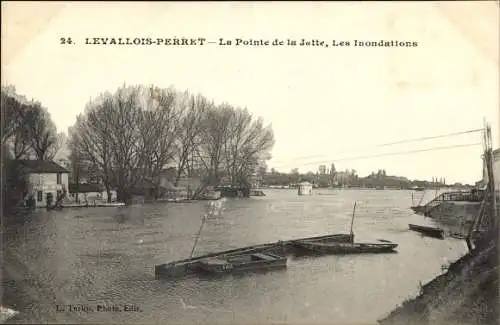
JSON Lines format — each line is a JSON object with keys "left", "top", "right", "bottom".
{"left": 293, "top": 241, "right": 398, "bottom": 255}
{"left": 408, "top": 224, "right": 444, "bottom": 239}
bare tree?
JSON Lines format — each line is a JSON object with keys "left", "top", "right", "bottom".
{"left": 10, "top": 109, "right": 32, "bottom": 159}
{"left": 224, "top": 108, "right": 275, "bottom": 188}
{"left": 72, "top": 85, "right": 180, "bottom": 202}
{"left": 138, "top": 86, "right": 179, "bottom": 198}
{"left": 2, "top": 89, "right": 33, "bottom": 158}
{"left": 103, "top": 85, "right": 145, "bottom": 201}
{"left": 2, "top": 86, "right": 60, "bottom": 160}
{"left": 1, "top": 91, "right": 22, "bottom": 145}
{"left": 70, "top": 84, "right": 275, "bottom": 203}
{"left": 71, "top": 94, "right": 115, "bottom": 202}
{"left": 173, "top": 92, "right": 211, "bottom": 186}
{"left": 26, "top": 103, "right": 60, "bottom": 160}
{"left": 196, "top": 104, "right": 234, "bottom": 187}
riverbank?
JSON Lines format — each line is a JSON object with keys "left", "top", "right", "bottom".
{"left": 378, "top": 228, "right": 498, "bottom": 325}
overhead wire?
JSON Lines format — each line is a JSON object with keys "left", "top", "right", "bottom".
{"left": 269, "top": 128, "right": 484, "bottom": 165}
{"left": 269, "top": 142, "right": 482, "bottom": 169}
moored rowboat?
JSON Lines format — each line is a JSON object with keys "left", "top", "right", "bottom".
{"left": 292, "top": 241, "right": 398, "bottom": 254}
{"left": 408, "top": 224, "right": 444, "bottom": 239}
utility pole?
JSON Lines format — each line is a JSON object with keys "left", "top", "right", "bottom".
{"left": 486, "top": 125, "right": 498, "bottom": 229}
{"left": 466, "top": 123, "right": 497, "bottom": 251}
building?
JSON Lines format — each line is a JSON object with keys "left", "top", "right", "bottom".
{"left": 482, "top": 148, "right": 500, "bottom": 198}
{"left": 492, "top": 148, "right": 500, "bottom": 199}
{"left": 426, "top": 147, "right": 500, "bottom": 232}
{"left": 318, "top": 165, "right": 326, "bottom": 175}
{"left": 298, "top": 181, "right": 313, "bottom": 196}
{"left": 11, "top": 160, "right": 70, "bottom": 208}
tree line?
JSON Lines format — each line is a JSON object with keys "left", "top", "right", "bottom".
{"left": 69, "top": 84, "right": 275, "bottom": 203}
{"left": 2, "top": 85, "right": 63, "bottom": 160}
{"left": 262, "top": 168, "right": 456, "bottom": 189}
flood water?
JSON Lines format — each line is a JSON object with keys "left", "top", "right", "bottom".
{"left": 2, "top": 189, "right": 468, "bottom": 324}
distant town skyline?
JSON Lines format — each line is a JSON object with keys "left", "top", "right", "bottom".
{"left": 3, "top": 1, "right": 498, "bottom": 184}
{"left": 269, "top": 163, "right": 460, "bottom": 184}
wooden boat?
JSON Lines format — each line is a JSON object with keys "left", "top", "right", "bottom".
{"left": 197, "top": 252, "right": 286, "bottom": 274}
{"left": 292, "top": 241, "right": 398, "bottom": 255}
{"left": 156, "top": 201, "right": 360, "bottom": 280}
{"left": 408, "top": 224, "right": 444, "bottom": 239}
{"left": 155, "top": 233, "right": 353, "bottom": 279}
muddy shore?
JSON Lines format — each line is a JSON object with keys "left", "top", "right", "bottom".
{"left": 378, "top": 227, "right": 499, "bottom": 325}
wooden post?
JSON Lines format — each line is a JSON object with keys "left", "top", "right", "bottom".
{"left": 190, "top": 214, "right": 207, "bottom": 258}
{"left": 350, "top": 201, "right": 357, "bottom": 235}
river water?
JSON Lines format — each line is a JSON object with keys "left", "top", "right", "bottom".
{"left": 2, "top": 189, "right": 468, "bottom": 324}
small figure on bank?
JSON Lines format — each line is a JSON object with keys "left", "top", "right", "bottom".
{"left": 46, "top": 192, "right": 53, "bottom": 210}
{"left": 25, "top": 195, "right": 36, "bottom": 210}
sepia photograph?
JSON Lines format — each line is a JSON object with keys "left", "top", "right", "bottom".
{"left": 1, "top": 1, "right": 499, "bottom": 324}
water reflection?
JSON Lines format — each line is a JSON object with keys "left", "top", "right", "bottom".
{"left": 2, "top": 189, "right": 468, "bottom": 324}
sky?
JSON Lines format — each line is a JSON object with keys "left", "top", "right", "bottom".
{"left": 2, "top": 1, "right": 499, "bottom": 184}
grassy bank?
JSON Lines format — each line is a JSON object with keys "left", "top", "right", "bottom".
{"left": 378, "top": 228, "right": 498, "bottom": 325}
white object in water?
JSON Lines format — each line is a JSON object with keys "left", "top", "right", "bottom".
{"left": 179, "top": 298, "right": 197, "bottom": 310}
{"left": 0, "top": 306, "right": 19, "bottom": 323}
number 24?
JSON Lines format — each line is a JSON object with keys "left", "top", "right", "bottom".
{"left": 60, "top": 37, "right": 73, "bottom": 45}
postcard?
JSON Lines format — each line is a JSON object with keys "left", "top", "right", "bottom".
{"left": 2, "top": 2, "right": 498, "bottom": 324}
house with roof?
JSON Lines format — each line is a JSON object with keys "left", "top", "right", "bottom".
{"left": 297, "top": 181, "right": 313, "bottom": 196}
{"left": 8, "top": 160, "right": 70, "bottom": 208}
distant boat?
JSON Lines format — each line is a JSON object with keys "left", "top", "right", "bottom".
{"left": 408, "top": 224, "right": 444, "bottom": 239}
{"left": 291, "top": 241, "right": 398, "bottom": 255}
{"left": 410, "top": 186, "right": 425, "bottom": 191}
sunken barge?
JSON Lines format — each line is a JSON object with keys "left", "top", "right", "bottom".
{"left": 154, "top": 232, "right": 399, "bottom": 279}
{"left": 154, "top": 233, "right": 354, "bottom": 279}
